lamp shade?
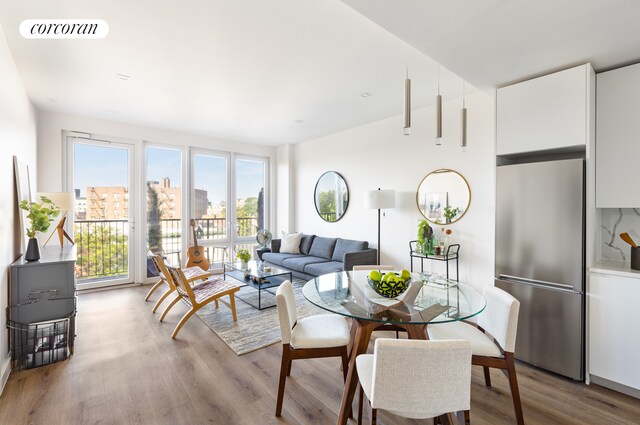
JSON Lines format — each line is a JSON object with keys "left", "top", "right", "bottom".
{"left": 37, "top": 192, "right": 75, "bottom": 211}
{"left": 364, "top": 189, "right": 396, "bottom": 210}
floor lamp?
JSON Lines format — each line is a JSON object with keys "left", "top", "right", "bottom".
{"left": 38, "top": 192, "right": 75, "bottom": 247}
{"left": 364, "top": 188, "right": 396, "bottom": 265}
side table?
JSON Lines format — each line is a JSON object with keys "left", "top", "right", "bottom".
{"left": 409, "top": 240, "right": 460, "bottom": 281}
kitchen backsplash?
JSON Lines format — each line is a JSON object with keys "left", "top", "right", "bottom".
{"left": 601, "top": 208, "right": 640, "bottom": 262}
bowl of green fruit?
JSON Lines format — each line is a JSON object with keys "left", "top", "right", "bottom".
{"left": 367, "top": 270, "right": 412, "bottom": 298}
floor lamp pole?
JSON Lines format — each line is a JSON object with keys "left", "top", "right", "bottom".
{"left": 377, "top": 207, "right": 381, "bottom": 265}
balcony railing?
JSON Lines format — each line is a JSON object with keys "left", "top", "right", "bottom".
{"left": 75, "top": 217, "right": 260, "bottom": 281}
{"left": 74, "top": 219, "right": 129, "bottom": 281}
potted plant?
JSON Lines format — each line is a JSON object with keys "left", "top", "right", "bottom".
{"left": 417, "top": 219, "right": 434, "bottom": 255}
{"left": 236, "top": 248, "right": 251, "bottom": 269}
{"left": 19, "top": 196, "right": 60, "bottom": 261}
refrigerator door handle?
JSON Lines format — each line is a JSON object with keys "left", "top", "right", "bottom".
{"left": 498, "top": 274, "right": 577, "bottom": 292}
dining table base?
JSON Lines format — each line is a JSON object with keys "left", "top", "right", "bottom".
{"left": 337, "top": 319, "right": 428, "bottom": 425}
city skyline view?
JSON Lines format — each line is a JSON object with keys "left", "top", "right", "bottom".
{"left": 74, "top": 144, "right": 266, "bottom": 208}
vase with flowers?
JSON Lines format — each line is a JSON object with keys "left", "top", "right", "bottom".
{"left": 19, "top": 196, "right": 60, "bottom": 261}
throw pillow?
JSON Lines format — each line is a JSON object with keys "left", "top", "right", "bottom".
{"left": 280, "top": 231, "right": 302, "bottom": 254}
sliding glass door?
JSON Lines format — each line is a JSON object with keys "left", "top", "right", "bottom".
{"left": 67, "top": 136, "right": 134, "bottom": 288}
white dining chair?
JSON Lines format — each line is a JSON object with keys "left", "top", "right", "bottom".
{"left": 427, "top": 285, "right": 524, "bottom": 425}
{"left": 274, "top": 280, "right": 350, "bottom": 417}
{"left": 356, "top": 338, "right": 471, "bottom": 425}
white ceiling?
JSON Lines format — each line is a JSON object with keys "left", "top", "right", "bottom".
{"left": 2, "top": 1, "right": 640, "bottom": 147}
{"left": 342, "top": 0, "right": 640, "bottom": 88}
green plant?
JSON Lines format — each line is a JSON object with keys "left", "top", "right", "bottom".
{"left": 443, "top": 206, "right": 461, "bottom": 222}
{"left": 236, "top": 248, "right": 251, "bottom": 263}
{"left": 19, "top": 197, "right": 60, "bottom": 238}
{"left": 417, "top": 219, "right": 431, "bottom": 246}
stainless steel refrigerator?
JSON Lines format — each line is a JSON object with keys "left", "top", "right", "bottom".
{"left": 495, "top": 158, "right": 584, "bottom": 381}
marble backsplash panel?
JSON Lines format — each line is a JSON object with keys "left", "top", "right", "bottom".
{"left": 601, "top": 208, "right": 640, "bottom": 262}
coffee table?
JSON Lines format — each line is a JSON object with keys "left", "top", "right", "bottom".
{"left": 223, "top": 260, "right": 292, "bottom": 310}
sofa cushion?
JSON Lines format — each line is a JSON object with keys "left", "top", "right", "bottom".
{"left": 280, "top": 231, "right": 302, "bottom": 254}
{"left": 304, "top": 261, "right": 344, "bottom": 276}
{"left": 308, "top": 237, "right": 337, "bottom": 260}
{"left": 331, "top": 238, "right": 369, "bottom": 262}
{"left": 262, "top": 252, "right": 303, "bottom": 266}
{"left": 300, "top": 234, "right": 316, "bottom": 255}
{"left": 282, "top": 256, "right": 329, "bottom": 272}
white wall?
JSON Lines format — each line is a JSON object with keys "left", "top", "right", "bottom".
{"left": 276, "top": 144, "right": 294, "bottom": 235}
{"left": 0, "top": 25, "right": 38, "bottom": 393}
{"left": 290, "top": 90, "right": 495, "bottom": 291}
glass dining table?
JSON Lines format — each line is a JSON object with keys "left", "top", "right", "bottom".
{"left": 302, "top": 270, "right": 486, "bottom": 425}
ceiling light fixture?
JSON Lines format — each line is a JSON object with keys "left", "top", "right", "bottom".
{"left": 295, "top": 119, "right": 304, "bottom": 124}
{"left": 436, "top": 65, "right": 442, "bottom": 146}
{"left": 360, "top": 92, "right": 372, "bottom": 98}
{"left": 116, "top": 73, "right": 132, "bottom": 81}
{"left": 461, "top": 80, "right": 467, "bottom": 152}
{"left": 404, "top": 66, "right": 411, "bottom": 136}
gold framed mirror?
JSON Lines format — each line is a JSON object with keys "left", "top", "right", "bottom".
{"left": 416, "top": 169, "right": 470, "bottom": 225}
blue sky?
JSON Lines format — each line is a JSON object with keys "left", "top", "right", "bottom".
{"left": 74, "top": 144, "right": 264, "bottom": 204}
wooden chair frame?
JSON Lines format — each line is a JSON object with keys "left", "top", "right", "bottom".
{"left": 472, "top": 324, "right": 524, "bottom": 425}
{"left": 148, "top": 256, "right": 212, "bottom": 320}
{"left": 166, "top": 267, "right": 239, "bottom": 339}
{"left": 275, "top": 343, "right": 349, "bottom": 417}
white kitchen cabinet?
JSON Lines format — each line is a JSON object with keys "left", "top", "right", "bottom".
{"left": 596, "top": 63, "right": 640, "bottom": 207}
{"left": 497, "top": 64, "right": 593, "bottom": 156}
{"left": 589, "top": 267, "right": 640, "bottom": 395}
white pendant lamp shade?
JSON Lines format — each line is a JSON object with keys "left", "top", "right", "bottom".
{"left": 365, "top": 189, "right": 396, "bottom": 210}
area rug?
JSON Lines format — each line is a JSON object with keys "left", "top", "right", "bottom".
{"left": 195, "top": 277, "right": 325, "bottom": 355}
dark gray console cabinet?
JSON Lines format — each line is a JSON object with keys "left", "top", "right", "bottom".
{"left": 10, "top": 245, "right": 77, "bottom": 354}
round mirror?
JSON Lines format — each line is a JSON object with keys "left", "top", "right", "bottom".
{"left": 416, "top": 169, "right": 470, "bottom": 225}
{"left": 314, "top": 171, "right": 349, "bottom": 222}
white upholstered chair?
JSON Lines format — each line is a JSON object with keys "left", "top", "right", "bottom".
{"left": 352, "top": 265, "right": 395, "bottom": 271}
{"left": 275, "top": 280, "right": 350, "bottom": 417}
{"left": 356, "top": 338, "right": 471, "bottom": 425}
{"left": 427, "top": 285, "right": 524, "bottom": 425}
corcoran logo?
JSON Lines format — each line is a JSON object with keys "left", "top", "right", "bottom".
{"left": 20, "top": 19, "right": 109, "bottom": 39}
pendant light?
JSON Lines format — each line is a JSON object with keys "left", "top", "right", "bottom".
{"left": 461, "top": 80, "right": 467, "bottom": 152}
{"left": 436, "top": 65, "right": 442, "bottom": 146}
{"left": 404, "top": 66, "right": 411, "bottom": 135}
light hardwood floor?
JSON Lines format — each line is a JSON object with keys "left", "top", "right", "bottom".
{"left": 1, "top": 286, "right": 639, "bottom": 425}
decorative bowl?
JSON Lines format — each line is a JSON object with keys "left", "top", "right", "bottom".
{"left": 367, "top": 275, "right": 410, "bottom": 298}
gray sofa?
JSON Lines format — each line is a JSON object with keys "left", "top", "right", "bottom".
{"left": 263, "top": 234, "right": 377, "bottom": 280}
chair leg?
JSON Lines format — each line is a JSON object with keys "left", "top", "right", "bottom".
{"left": 357, "top": 385, "right": 363, "bottom": 425}
{"left": 229, "top": 293, "right": 237, "bottom": 321}
{"left": 286, "top": 359, "right": 292, "bottom": 377}
{"left": 151, "top": 288, "right": 174, "bottom": 313}
{"left": 340, "top": 347, "right": 349, "bottom": 381}
{"left": 505, "top": 353, "right": 524, "bottom": 425}
{"left": 367, "top": 402, "right": 376, "bottom": 425}
{"left": 483, "top": 366, "right": 492, "bottom": 387}
{"left": 159, "top": 294, "right": 181, "bottom": 322}
{"left": 145, "top": 279, "right": 163, "bottom": 301}
{"left": 275, "top": 347, "right": 290, "bottom": 417}
{"left": 464, "top": 409, "right": 470, "bottom": 425}
{"left": 438, "top": 413, "right": 456, "bottom": 425}
{"left": 171, "top": 307, "right": 197, "bottom": 339}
